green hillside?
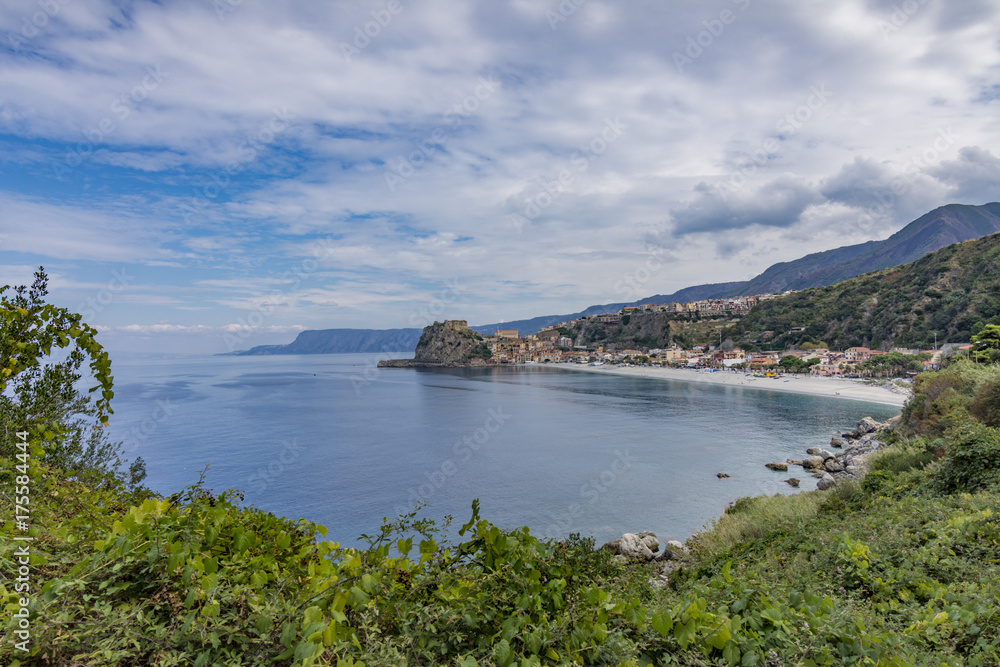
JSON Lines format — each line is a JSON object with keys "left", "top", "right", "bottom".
{"left": 569, "top": 312, "right": 735, "bottom": 352}
{"left": 731, "top": 232, "right": 1000, "bottom": 351}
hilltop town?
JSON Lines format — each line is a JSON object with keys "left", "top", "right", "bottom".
{"left": 472, "top": 291, "right": 957, "bottom": 377}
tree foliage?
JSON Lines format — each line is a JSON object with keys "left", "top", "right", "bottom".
{"left": 971, "top": 324, "right": 1000, "bottom": 364}
{"left": 777, "top": 355, "right": 820, "bottom": 373}
{"left": 856, "top": 352, "right": 929, "bottom": 378}
{"left": 970, "top": 379, "right": 1000, "bottom": 428}
{"left": 0, "top": 268, "right": 145, "bottom": 492}
{"left": 1, "top": 268, "right": 114, "bottom": 422}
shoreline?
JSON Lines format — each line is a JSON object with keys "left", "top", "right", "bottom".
{"left": 550, "top": 363, "right": 909, "bottom": 407}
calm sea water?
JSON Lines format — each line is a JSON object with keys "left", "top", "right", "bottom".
{"left": 105, "top": 353, "right": 898, "bottom": 547}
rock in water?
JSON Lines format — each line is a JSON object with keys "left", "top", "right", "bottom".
{"left": 379, "top": 320, "right": 491, "bottom": 367}
{"left": 786, "top": 477, "right": 800, "bottom": 487}
{"left": 717, "top": 472, "right": 731, "bottom": 478}
{"left": 765, "top": 462, "right": 788, "bottom": 471}
{"left": 830, "top": 437, "right": 844, "bottom": 448}
{"left": 803, "top": 455, "right": 826, "bottom": 470}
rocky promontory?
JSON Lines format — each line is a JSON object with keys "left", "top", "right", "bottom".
{"left": 378, "top": 320, "right": 493, "bottom": 368}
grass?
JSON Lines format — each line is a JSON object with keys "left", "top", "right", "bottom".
{"left": 686, "top": 491, "right": 827, "bottom": 560}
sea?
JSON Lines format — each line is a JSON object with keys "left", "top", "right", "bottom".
{"left": 104, "top": 353, "right": 899, "bottom": 547}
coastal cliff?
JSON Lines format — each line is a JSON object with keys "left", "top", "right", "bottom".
{"left": 378, "top": 320, "right": 493, "bottom": 367}
{"left": 227, "top": 328, "right": 422, "bottom": 355}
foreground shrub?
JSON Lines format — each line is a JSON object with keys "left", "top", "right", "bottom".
{"left": 970, "top": 378, "right": 1000, "bottom": 427}
{"left": 932, "top": 422, "right": 1000, "bottom": 494}
{"left": 903, "top": 360, "right": 998, "bottom": 436}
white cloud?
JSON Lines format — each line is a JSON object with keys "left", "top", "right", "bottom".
{"left": 1, "top": 0, "right": 1000, "bottom": 351}
{"left": 100, "top": 323, "right": 306, "bottom": 335}
{"left": 0, "top": 193, "right": 178, "bottom": 263}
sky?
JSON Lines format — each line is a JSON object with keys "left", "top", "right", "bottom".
{"left": 1, "top": 0, "right": 999, "bottom": 355}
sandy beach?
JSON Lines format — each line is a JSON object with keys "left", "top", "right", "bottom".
{"left": 555, "top": 363, "right": 910, "bottom": 407}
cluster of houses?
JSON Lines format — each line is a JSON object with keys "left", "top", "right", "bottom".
{"left": 483, "top": 330, "right": 942, "bottom": 375}
{"left": 667, "top": 345, "right": 944, "bottom": 376}
{"left": 479, "top": 299, "right": 946, "bottom": 375}
{"left": 582, "top": 294, "right": 780, "bottom": 326}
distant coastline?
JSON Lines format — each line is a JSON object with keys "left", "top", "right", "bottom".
{"left": 552, "top": 363, "right": 909, "bottom": 407}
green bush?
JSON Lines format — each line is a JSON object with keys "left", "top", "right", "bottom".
{"left": 932, "top": 422, "right": 1000, "bottom": 494}
{"left": 902, "top": 360, "right": 998, "bottom": 436}
{"left": 970, "top": 379, "right": 1000, "bottom": 427}
{"left": 867, "top": 438, "right": 937, "bottom": 475}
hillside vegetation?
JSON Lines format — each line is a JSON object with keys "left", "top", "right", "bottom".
{"left": 570, "top": 313, "right": 735, "bottom": 352}
{"left": 731, "top": 232, "right": 1000, "bottom": 351}
{"left": 3, "top": 273, "right": 1000, "bottom": 666}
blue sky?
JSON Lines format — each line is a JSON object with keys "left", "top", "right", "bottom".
{"left": 2, "top": 0, "right": 999, "bottom": 354}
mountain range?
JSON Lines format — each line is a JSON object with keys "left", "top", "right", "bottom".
{"left": 229, "top": 202, "right": 1000, "bottom": 355}
{"left": 472, "top": 202, "right": 1000, "bottom": 334}
{"left": 730, "top": 229, "right": 1000, "bottom": 350}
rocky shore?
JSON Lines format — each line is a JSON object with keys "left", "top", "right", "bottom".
{"left": 764, "top": 415, "right": 900, "bottom": 491}
{"left": 605, "top": 415, "right": 901, "bottom": 588}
